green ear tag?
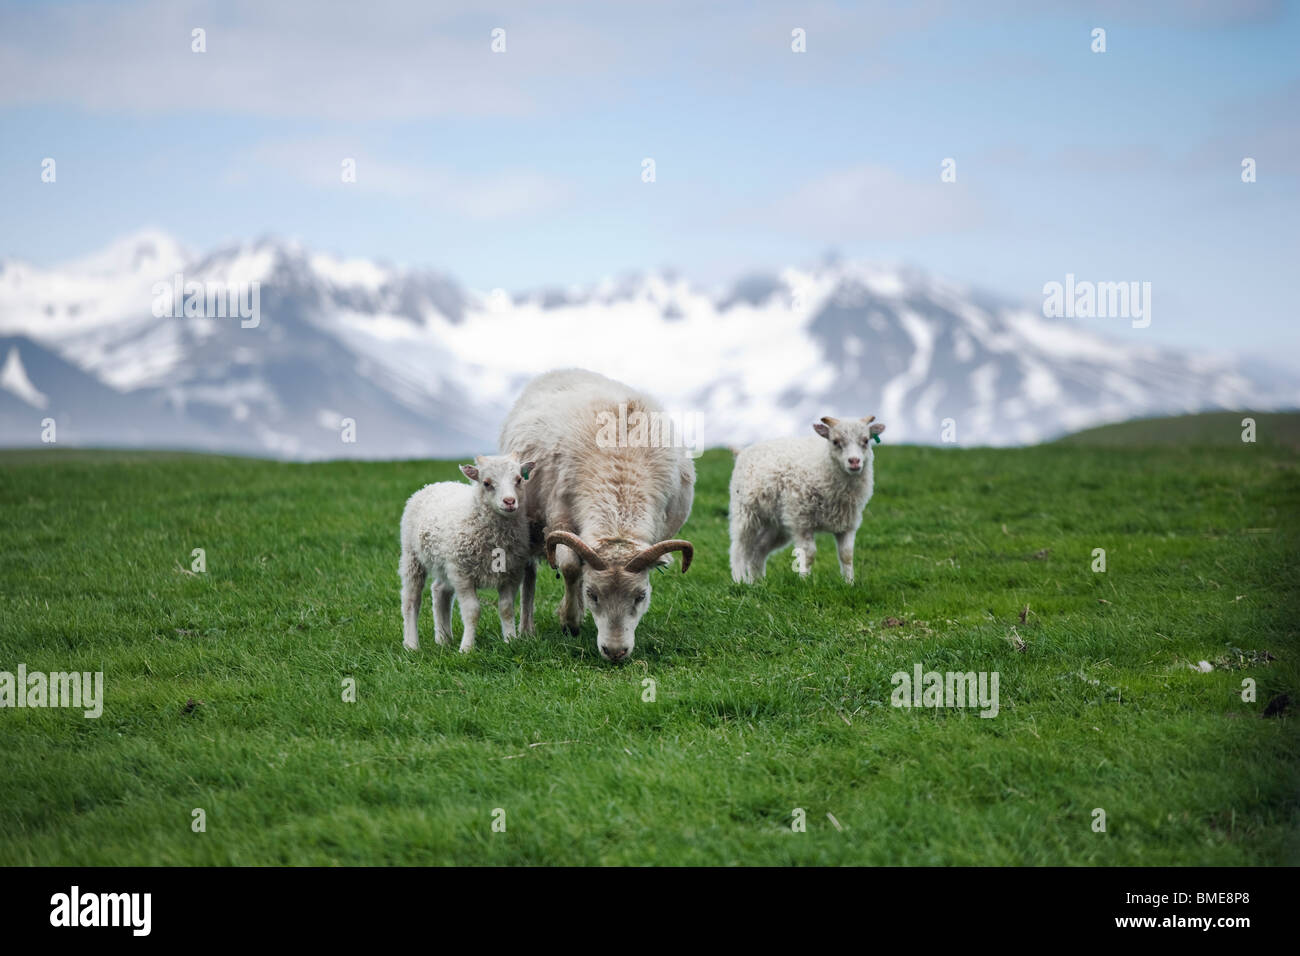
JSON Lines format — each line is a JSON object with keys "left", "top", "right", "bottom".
{"left": 873, "top": 434, "right": 881, "bottom": 444}
{"left": 521, "top": 465, "right": 531, "bottom": 479}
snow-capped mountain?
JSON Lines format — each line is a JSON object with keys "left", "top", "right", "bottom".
{"left": 0, "top": 231, "right": 1290, "bottom": 459}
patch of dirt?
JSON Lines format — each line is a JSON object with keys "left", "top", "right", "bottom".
{"left": 1212, "top": 647, "right": 1278, "bottom": 671}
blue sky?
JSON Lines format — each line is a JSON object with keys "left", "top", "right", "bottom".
{"left": 1, "top": 0, "right": 1297, "bottom": 362}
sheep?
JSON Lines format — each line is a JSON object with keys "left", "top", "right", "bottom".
{"left": 499, "top": 369, "right": 696, "bottom": 662}
{"left": 399, "top": 454, "right": 536, "bottom": 653}
{"left": 729, "top": 415, "right": 885, "bottom": 584}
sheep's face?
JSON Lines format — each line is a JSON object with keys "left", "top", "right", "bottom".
{"left": 460, "top": 455, "right": 537, "bottom": 517}
{"left": 583, "top": 563, "right": 664, "bottom": 663}
{"left": 547, "top": 532, "right": 693, "bottom": 662}
{"left": 813, "top": 416, "right": 886, "bottom": 475}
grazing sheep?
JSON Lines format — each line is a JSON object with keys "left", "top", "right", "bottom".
{"left": 729, "top": 415, "right": 885, "bottom": 584}
{"left": 399, "top": 454, "right": 536, "bottom": 653}
{"left": 499, "top": 369, "right": 695, "bottom": 662}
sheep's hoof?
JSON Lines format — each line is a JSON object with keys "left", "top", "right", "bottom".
{"left": 561, "top": 623, "right": 581, "bottom": 637}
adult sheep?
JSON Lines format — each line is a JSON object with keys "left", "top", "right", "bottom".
{"left": 500, "top": 369, "right": 696, "bottom": 662}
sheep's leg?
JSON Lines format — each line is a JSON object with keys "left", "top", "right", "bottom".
{"left": 731, "top": 515, "right": 779, "bottom": 584}
{"left": 729, "top": 535, "right": 753, "bottom": 584}
{"left": 729, "top": 519, "right": 755, "bottom": 584}
{"left": 457, "top": 589, "right": 481, "bottom": 653}
{"left": 556, "top": 550, "right": 584, "bottom": 636}
{"left": 498, "top": 588, "right": 517, "bottom": 643}
{"left": 792, "top": 532, "right": 816, "bottom": 579}
{"left": 835, "top": 529, "right": 856, "bottom": 584}
{"left": 520, "top": 561, "right": 536, "bottom": 636}
{"left": 432, "top": 581, "right": 454, "bottom": 647}
{"left": 401, "top": 553, "right": 426, "bottom": 650}
{"left": 753, "top": 526, "right": 788, "bottom": 581}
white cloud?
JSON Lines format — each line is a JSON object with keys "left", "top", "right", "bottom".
{"left": 234, "top": 138, "right": 571, "bottom": 221}
{"left": 757, "top": 164, "right": 983, "bottom": 241}
{"left": 0, "top": 0, "right": 618, "bottom": 119}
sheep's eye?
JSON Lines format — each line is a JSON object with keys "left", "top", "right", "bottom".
{"left": 586, "top": 589, "right": 599, "bottom": 603}
{"left": 514, "top": 476, "right": 522, "bottom": 485}
{"left": 833, "top": 440, "right": 843, "bottom": 449}
{"left": 634, "top": 590, "right": 646, "bottom": 603}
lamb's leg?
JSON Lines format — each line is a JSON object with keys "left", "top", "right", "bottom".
{"left": 728, "top": 483, "right": 753, "bottom": 583}
{"left": 792, "top": 531, "right": 816, "bottom": 579}
{"left": 731, "top": 514, "right": 776, "bottom": 584}
{"left": 729, "top": 534, "right": 754, "bottom": 584}
{"left": 835, "top": 529, "right": 856, "bottom": 584}
{"left": 753, "top": 526, "right": 788, "bottom": 581}
{"left": 520, "top": 561, "right": 536, "bottom": 636}
{"left": 432, "top": 581, "right": 454, "bottom": 647}
{"left": 498, "top": 588, "right": 517, "bottom": 643}
{"left": 456, "top": 588, "right": 481, "bottom": 653}
{"left": 401, "top": 553, "right": 426, "bottom": 650}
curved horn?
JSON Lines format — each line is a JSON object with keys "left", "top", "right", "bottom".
{"left": 625, "top": 539, "right": 694, "bottom": 574}
{"left": 545, "top": 531, "right": 607, "bottom": 571}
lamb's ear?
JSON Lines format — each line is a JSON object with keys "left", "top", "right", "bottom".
{"left": 812, "top": 421, "right": 831, "bottom": 439}
{"left": 860, "top": 415, "right": 876, "bottom": 424}
{"left": 459, "top": 464, "right": 480, "bottom": 482}
{"left": 869, "top": 422, "right": 886, "bottom": 437}
{"left": 520, "top": 461, "right": 537, "bottom": 480}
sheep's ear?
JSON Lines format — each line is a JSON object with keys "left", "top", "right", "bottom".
{"left": 460, "top": 464, "right": 480, "bottom": 482}
{"left": 860, "top": 415, "right": 876, "bottom": 424}
{"left": 869, "top": 422, "right": 886, "bottom": 437}
{"left": 520, "top": 461, "right": 537, "bottom": 480}
{"left": 812, "top": 421, "right": 831, "bottom": 439}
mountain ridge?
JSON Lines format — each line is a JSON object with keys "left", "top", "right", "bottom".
{"left": 1, "top": 231, "right": 1293, "bottom": 459}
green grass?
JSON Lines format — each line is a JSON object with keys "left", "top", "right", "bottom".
{"left": 1058, "top": 410, "right": 1300, "bottom": 451}
{"left": 1, "top": 415, "right": 1298, "bottom": 865}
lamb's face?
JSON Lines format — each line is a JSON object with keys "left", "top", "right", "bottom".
{"left": 813, "top": 416, "right": 886, "bottom": 475}
{"left": 582, "top": 564, "right": 659, "bottom": 663}
{"left": 459, "top": 455, "right": 537, "bottom": 517}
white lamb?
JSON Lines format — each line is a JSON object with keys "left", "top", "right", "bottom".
{"left": 399, "top": 454, "right": 537, "bottom": 652}
{"left": 729, "top": 416, "right": 885, "bottom": 584}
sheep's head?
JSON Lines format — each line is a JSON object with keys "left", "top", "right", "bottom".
{"left": 460, "top": 455, "right": 537, "bottom": 517}
{"left": 812, "top": 416, "right": 885, "bottom": 475}
{"left": 545, "top": 532, "right": 693, "bottom": 662}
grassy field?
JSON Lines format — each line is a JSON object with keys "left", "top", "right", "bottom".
{"left": 1, "top": 414, "right": 1297, "bottom": 865}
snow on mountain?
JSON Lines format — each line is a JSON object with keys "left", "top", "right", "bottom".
{"left": 1, "top": 345, "right": 48, "bottom": 409}
{"left": 0, "top": 232, "right": 1291, "bottom": 459}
